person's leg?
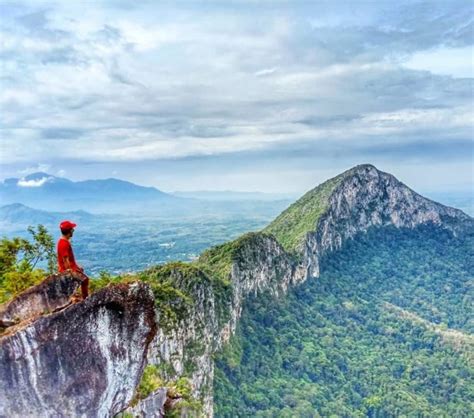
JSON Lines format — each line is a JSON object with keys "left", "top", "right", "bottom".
{"left": 80, "top": 276, "right": 89, "bottom": 299}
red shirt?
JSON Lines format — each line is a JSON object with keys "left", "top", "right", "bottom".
{"left": 57, "top": 238, "right": 79, "bottom": 272}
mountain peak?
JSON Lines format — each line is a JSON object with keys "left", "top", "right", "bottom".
{"left": 343, "top": 163, "right": 377, "bottom": 173}
{"left": 265, "top": 163, "right": 472, "bottom": 254}
{"left": 334, "top": 163, "right": 384, "bottom": 183}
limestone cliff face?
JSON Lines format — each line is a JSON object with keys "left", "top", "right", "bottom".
{"left": 146, "top": 267, "right": 222, "bottom": 416}
{"left": 0, "top": 281, "right": 157, "bottom": 418}
{"left": 1, "top": 164, "right": 472, "bottom": 417}
{"left": 219, "top": 234, "right": 297, "bottom": 346}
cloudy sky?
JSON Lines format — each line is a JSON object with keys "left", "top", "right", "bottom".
{"left": 1, "top": 0, "right": 473, "bottom": 193}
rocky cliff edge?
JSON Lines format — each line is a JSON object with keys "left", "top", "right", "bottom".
{"left": 0, "top": 279, "right": 157, "bottom": 418}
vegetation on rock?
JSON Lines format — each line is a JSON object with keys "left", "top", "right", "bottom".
{"left": 197, "top": 232, "right": 269, "bottom": 281}
{"left": 264, "top": 174, "right": 344, "bottom": 253}
{"left": 131, "top": 365, "right": 165, "bottom": 405}
{"left": 131, "top": 365, "right": 203, "bottom": 417}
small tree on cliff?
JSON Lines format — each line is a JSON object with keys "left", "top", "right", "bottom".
{"left": 0, "top": 225, "right": 55, "bottom": 303}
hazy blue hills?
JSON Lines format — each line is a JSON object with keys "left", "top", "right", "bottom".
{"left": 422, "top": 191, "right": 473, "bottom": 217}
{"left": 2, "top": 172, "right": 167, "bottom": 197}
{"left": 0, "top": 203, "right": 96, "bottom": 233}
{"left": 0, "top": 173, "right": 297, "bottom": 217}
{"left": 0, "top": 172, "right": 177, "bottom": 213}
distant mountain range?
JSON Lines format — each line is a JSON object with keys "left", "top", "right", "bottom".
{"left": 0, "top": 173, "right": 299, "bottom": 220}
{"left": 422, "top": 191, "right": 473, "bottom": 217}
{"left": 0, "top": 172, "right": 177, "bottom": 213}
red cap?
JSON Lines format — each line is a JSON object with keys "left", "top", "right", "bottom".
{"left": 60, "top": 220, "right": 77, "bottom": 230}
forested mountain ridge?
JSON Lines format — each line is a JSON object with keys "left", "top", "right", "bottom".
{"left": 214, "top": 224, "right": 473, "bottom": 416}
{"left": 1, "top": 164, "right": 472, "bottom": 417}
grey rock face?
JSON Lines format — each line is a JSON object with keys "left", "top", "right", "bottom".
{"left": 0, "top": 281, "right": 157, "bottom": 418}
{"left": 220, "top": 234, "right": 296, "bottom": 346}
{"left": 146, "top": 267, "right": 221, "bottom": 417}
{"left": 124, "top": 388, "right": 168, "bottom": 417}
{"left": 0, "top": 272, "right": 82, "bottom": 327}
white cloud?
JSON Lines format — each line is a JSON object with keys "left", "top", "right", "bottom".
{"left": 17, "top": 176, "right": 51, "bottom": 187}
{"left": 255, "top": 67, "right": 277, "bottom": 77}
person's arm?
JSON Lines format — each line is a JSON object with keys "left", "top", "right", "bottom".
{"left": 61, "top": 250, "right": 79, "bottom": 271}
{"left": 62, "top": 255, "right": 72, "bottom": 271}
{"left": 66, "top": 241, "right": 82, "bottom": 272}
{"left": 70, "top": 260, "right": 83, "bottom": 272}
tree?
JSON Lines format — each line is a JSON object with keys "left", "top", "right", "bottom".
{"left": 0, "top": 225, "right": 55, "bottom": 303}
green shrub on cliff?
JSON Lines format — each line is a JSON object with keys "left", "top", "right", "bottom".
{"left": 143, "top": 260, "right": 236, "bottom": 327}
{"left": 0, "top": 225, "right": 55, "bottom": 303}
{"left": 132, "top": 365, "right": 165, "bottom": 405}
{"left": 89, "top": 270, "right": 135, "bottom": 292}
{"left": 131, "top": 366, "right": 202, "bottom": 417}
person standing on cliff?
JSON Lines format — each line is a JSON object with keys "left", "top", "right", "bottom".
{"left": 57, "top": 220, "right": 89, "bottom": 300}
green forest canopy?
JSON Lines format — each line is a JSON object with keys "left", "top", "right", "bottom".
{"left": 214, "top": 224, "right": 474, "bottom": 417}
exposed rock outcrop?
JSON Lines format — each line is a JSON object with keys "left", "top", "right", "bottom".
{"left": 124, "top": 388, "right": 168, "bottom": 417}
{"left": 0, "top": 281, "right": 157, "bottom": 418}
{"left": 0, "top": 272, "right": 82, "bottom": 327}
{"left": 218, "top": 233, "right": 296, "bottom": 346}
